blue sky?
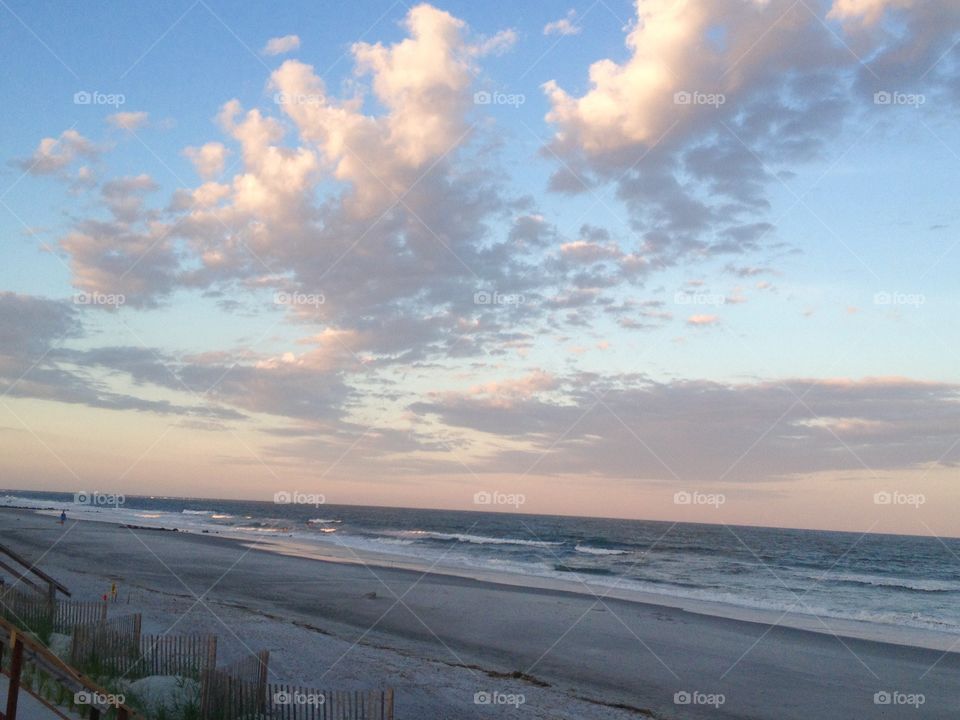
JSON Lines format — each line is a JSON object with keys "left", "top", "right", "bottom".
{"left": 1, "top": 0, "right": 959, "bottom": 534}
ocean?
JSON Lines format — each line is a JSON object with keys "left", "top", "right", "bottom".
{"left": 3, "top": 490, "right": 959, "bottom": 638}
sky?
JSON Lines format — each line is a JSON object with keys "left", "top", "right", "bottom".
{"left": 1, "top": 0, "right": 959, "bottom": 537}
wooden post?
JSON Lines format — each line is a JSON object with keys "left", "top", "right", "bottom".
{"left": 5, "top": 632, "right": 23, "bottom": 720}
{"left": 385, "top": 688, "right": 394, "bottom": 720}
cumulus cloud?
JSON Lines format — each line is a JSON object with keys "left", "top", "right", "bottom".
{"left": 107, "top": 111, "right": 149, "bottom": 130}
{"left": 687, "top": 314, "right": 719, "bottom": 327}
{"left": 15, "top": 130, "right": 100, "bottom": 175}
{"left": 262, "top": 34, "right": 301, "bottom": 56}
{"left": 544, "top": 10, "right": 581, "bottom": 36}
{"left": 828, "top": 0, "right": 918, "bottom": 26}
{"left": 23, "top": 0, "right": 958, "bottom": 472}
{"left": 542, "top": 0, "right": 960, "bottom": 272}
{"left": 184, "top": 142, "right": 230, "bottom": 180}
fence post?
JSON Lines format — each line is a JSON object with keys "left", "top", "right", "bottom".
{"left": 207, "top": 635, "right": 218, "bottom": 672}
{"left": 257, "top": 650, "right": 270, "bottom": 714}
{"left": 5, "top": 632, "right": 24, "bottom": 720}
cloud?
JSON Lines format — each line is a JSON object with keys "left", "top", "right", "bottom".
{"left": 0, "top": 294, "right": 241, "bottom": 419}
{"left": 411, "top": 375, "right": 960, "bottom": 481}
{"left": 541, "top": 0, "right": 960, "bottom": 272}
{"left": 687, "top": 314, "right": 719, "bottom": 327}
{"left": 262, "top": 34, "right": 301, "bottom": 56}
{"left": 183, "top": 142, "right": 230, "bottom": 180}
{"left": 827, "top": 0, "right": 918, "bottom": 26}
{"left": 473, "top": 28, "right": 518, "bottom": 56}
{"left": 544, "top": 10, "right": 581, "bottom": 36}
{"left": 15, "top": 130, "right": 100, "bottom": 175}
{"left": 107, "top": 111, "right": 149, "bottom": 131}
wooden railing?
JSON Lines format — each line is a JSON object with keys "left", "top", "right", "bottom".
{"left": 0, "top": 615, "right": 142, "bottom": 720}
{"left": 0, "top": 542, "right": 70, "bottom": 603}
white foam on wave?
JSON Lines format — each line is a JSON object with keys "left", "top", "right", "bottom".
{"left": 392, "top": 529, "right": 563, "bottom": 548}
{"left": 575, "top": 544, "right": 629, "bottom": 556}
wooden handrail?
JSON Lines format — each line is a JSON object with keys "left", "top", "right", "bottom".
{"left": 0, "top": 616, "right": 140, "bottom": 719}
{"left": 0, "top": 544, "right": 70, "bottom": 598}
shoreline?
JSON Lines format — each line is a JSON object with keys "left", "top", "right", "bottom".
{"left": 3, "top": 507, "right": 960, "bottom": 719}
{"left": 11, "top": 502, "right": 958, "bottom": 653}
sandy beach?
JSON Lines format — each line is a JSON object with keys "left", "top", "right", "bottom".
{"left": 1, "top": 507, "right": 957, "bottom": 719}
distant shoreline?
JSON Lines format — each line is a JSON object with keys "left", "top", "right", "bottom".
{"left": 3, "top": 506, "right": 960, "bottom": 719}
{"left": 3, "top": 502, "right": 958, "bottom": 653}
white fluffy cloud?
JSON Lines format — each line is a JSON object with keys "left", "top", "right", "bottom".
{"left": 16, "top": 129, "right": 100, "bottom": 175}
{"left": 262, "top": 34, "right": 301, "bottom": 56}
{"left": 828, "top": 0, "right": 919, "bottom": 25}
{"left": 184, "top": 142, "right": 230, "bottom": 180}
{"left": 544, "top": 10, "right": 580, "bottom": 36}
{"left": 107, "top": 111, "right": 149, "bottom": 131}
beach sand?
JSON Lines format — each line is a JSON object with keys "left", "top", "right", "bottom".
{"left": 1, "top": 508, "right": 957, "bottom": 719}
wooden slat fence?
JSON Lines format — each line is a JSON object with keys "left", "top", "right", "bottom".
{"left": 200, "top": 650, "right": 270, "bottom": 720}
{"left": 71, "top": 624, "right": 217, "bottom": 681}
{"left": 266, "top": 687, "right": 394, "bottom": 720}
{"left": 56, "top": 596, "right": 108, "bottom": 631}
{"left": 137, "top": 633, "right": 218, "bottom": 679}
{"left": 0, "top": 586, "right": 54, "bottom": 638}
{"left": 70, "top": 613, "right": 142, "bottom": 676}
{"left": 0, "top": 584, "right": 107, "bottom": 637}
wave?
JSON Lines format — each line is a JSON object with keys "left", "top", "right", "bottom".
{"left": 307, "top": 518, "right": 341, "bottom": 524}
{"left": 182, "top": 509, "right": 215, "bottom": 515}
{"left": 413, "top": 531, "right": 563, "bottom": 548}
{"left": 820, "top": 572, "right": 960, "bottom": 593}
{"left": 575, "top": 544, "right": 629, "bottom": 556}
{"left": 553, "top": 564, "right": 616, "bottom": 576}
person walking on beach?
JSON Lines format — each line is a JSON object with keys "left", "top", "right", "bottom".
{"left": 59, "top": 509, "right": 66, "bottom": 524}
